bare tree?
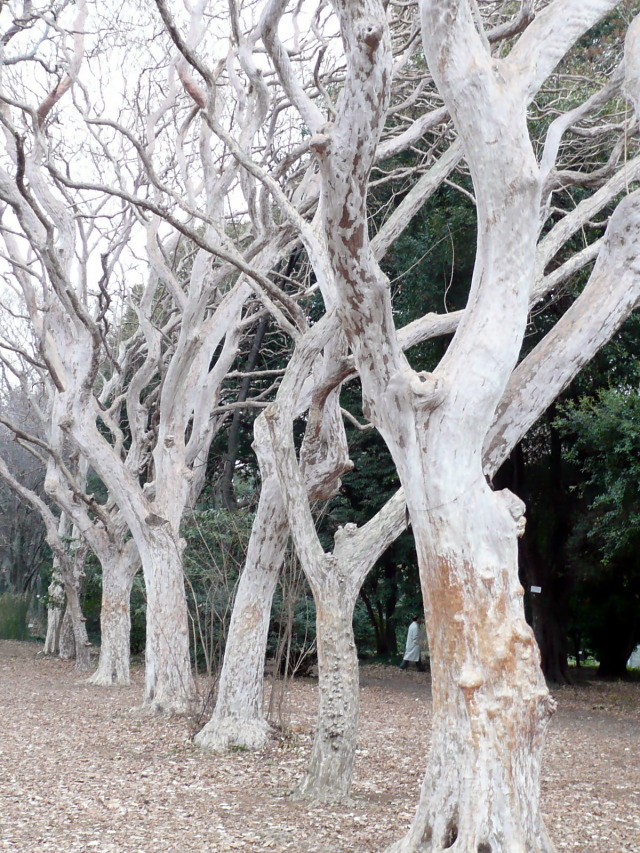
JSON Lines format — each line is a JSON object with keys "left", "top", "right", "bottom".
{"left": 0, "top": 447, "right": 93, "bottom": 670}
{"left": 2, "top": 4, "right": 639, "bottom": 842}
{"left": 0, "top": 341, "right": 144, "bottom": 682}
{"left": 0, "top": 0, "right": 317, "bottom": 712}
{"left": 193, "top": 1, "right": 640, "bottom": 815}
{"left": 258, "top": 0, "right": 640, "bottom": 847}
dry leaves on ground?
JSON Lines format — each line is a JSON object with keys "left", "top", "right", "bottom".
{"left": 0, "top": 641, "right": 638, "bottom": 852}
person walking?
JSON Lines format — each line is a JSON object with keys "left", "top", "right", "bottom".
{"left": 400, "top": 615, "right": 426, "bottom": 671}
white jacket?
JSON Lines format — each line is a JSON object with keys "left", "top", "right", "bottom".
{"left": 403, "top": 620, "right": 421, "bottom": 662}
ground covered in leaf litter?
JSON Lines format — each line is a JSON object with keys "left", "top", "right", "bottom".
{"left": 0, "top": 641, "right": 638, "bottom": 853}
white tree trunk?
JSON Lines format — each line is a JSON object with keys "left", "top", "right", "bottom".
{"left": 297, "top": 496, "right": 408, "bottom": 800}
{"left": 138, "top": 525, "right": 195, "bottom": 713}
{"left": 44, "top": 604, "right": 63, "bottom": 656}
{"left": 271, "top": 0, "right": 624, "bottom": 843}
{"left": 88, "top": 552, "right": 138, "bottom": 686}
{"left": 381, "top": 5, "right": 622, "bottom": 844}
{"left": 198, "top": 353, "right": 354, "bottom": 754}
{"left": 195, "top": 475, "right": 288, "bottom": 750}
{"left": 58, "top": 607, "right": 75, "bottom": 660}
{"left": 295, "top": 578, "right": 360, "bottom": 802}
{"left": 264, "top": 324, "right": 409, "bottom": 800}
{"left": 43, "top": 570, "right": 65, "bottom": 655}
{"left": 63, "top": 578, "right": 92, "bottom": 672}
{"left": 388, "top": 483, "right": 554, "bottom": 852}
{"left": 52, "top": 521, "right": 92, "bottom": 672}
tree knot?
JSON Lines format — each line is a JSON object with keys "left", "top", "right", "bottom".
{"left": 145, "top": 512, "right": 169, "bottom": 528}
{"left": 409, "top": 370, "right": 446, "bottom": 410}
{"left": 458, "top": 664, "right": 484, "bottom": 692}
{"left": 334, "top": 522, "right": 358, "bottom": 549}
{"left": 142, "top": 482, "right": 156, "bottom": 501}
{"left": 308, "top": 124, "right": 333, "bottom": 159}
{"left": 359, "top": 20, "right": 383, "bottom": 51}
{"left": 497, "top": 488, "right": 526, "bottom": 537}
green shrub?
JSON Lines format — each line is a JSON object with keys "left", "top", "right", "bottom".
{"left": 0, "top": 593, "right": 30, "bottom": 640}
{"left": 182, "top": 506, "right": 255, "bottom": 675}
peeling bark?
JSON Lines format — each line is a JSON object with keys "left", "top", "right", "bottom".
{"left": 137, "top": 526, "right": 195, "bottom": 713}
{"left": 387, "top": 485, "right": 555, "bottom": 852}
{"left": 293, "top": 495, "right": 410, "bottom": 800}
{"left": 195, "top": 473, "right": 287, "bottom": 750}
{"left": 43, "top": 569, "right": 65, "bottom": 656}
{"left": 63, "top": 575, "right": 92, "bottom": 673}
{"left": 294, "top": 578, "right": 360, "bottom": 802}
{"left": 88, "top": 551, "right": 139, "bottom": 686}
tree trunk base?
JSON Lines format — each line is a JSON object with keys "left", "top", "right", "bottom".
{"left": 129, "top": 697, "right": 194, "bottom": 716}
{"left": 384, "top": 821, "right": 557, "bottom": 853}
{"left": 194, "top": 715, "right": 271, "bottom": 752}
{"left": 87, "top": 666, "right": 130, "bottom": 686}
{"left": 291, "top": 776, "right": 353, "bottom": 805}
{"left": 43, "top": 607, "right": 63, "bottom": 655}
{"left": 91, "top": 570, "right": 134, "bottom": 687}
{"left": 73, "top": 646, "right": 93, "bottom": 673}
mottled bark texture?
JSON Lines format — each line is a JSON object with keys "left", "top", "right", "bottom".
{"left": 294, "top": 578, "right": 360, "bottom": 802}
{"left": 43, "top": 570, "right": 65, "bottom": 656}
{"left": 53, "top": 517, "right": 92, "bottom": 672}
{"left": 276, "top": 0, "right": 638, "bottom": 848}
{"left": 263, "top": 309, "right": 409, "bottom": 800}
{"left": 386, "top": 486, "right": 555, "bottom": 853}
{"left": 195, "top": 466, "right": 288, "bottom": 751}
{"left": 63, "top": 575, "right": 92, "bottom": 673}
{"left": 88, "top": 549, "right": 139, "bottom": 686}
{"left": 136, "top": 525, "right": 195, "bottom": 713}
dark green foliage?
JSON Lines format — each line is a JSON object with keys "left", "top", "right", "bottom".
{"left": 352, "top": 598, "right": 376, "bottom": 653}
{"left": 0, "top": 593, "right": 30, "bottom": 640}
{"left": 381, "top": 182, "right": 477, "bottom": 322}
{"left": 557, "top": 385, "right": 640, "bottom": 675}
{"left": 488, "top": 265, "right": 640, "bottom": 682}
{"left": 267, "top": 569, "right": 317, "bottom": 676}
{"left": 559, "top": 387, "right": 640, "bottom": 561}
{"left": 182, "top": 506, "right": 255, "bottom": 675}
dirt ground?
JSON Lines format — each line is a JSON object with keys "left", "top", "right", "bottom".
{"left": 0, "top": 641, "right": 638, "bottom": 853}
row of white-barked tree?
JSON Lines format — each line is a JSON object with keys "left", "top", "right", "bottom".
{"left": 0, "top": 1, "right": 639, "bottom": 850}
